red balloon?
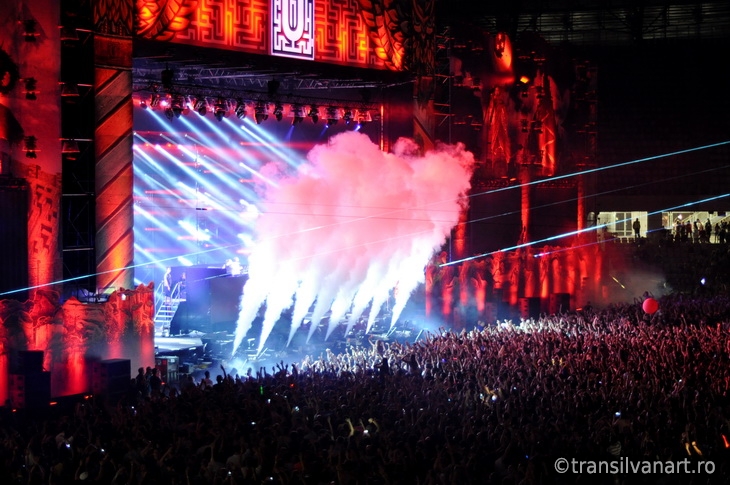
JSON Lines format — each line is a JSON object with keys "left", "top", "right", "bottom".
{"left": 642, "top": 297, "right": 659, "bottom": 314}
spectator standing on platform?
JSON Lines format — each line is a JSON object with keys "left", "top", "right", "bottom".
{"left": 163, "top": 267, "right": 173, "bottom": 304}
{"left": 632, "top": 218, "right": 641, "bottom": 239}
{"left": 694, "top": 220, "right": 701, "bottom": 243}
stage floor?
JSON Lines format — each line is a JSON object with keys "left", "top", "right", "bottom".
{"left": 154, "top": 334, "right": 205, "bottom": 353}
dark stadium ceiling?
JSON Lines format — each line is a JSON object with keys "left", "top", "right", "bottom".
{"left": 438, "top": 0, "right": 730, "bottom": 46}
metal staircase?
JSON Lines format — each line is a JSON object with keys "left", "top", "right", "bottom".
{"left": 154, "top": 282, "right": 184, "bottom": 337}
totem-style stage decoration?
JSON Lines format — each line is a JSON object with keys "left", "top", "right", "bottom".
{"left": 425, "top": 242, "right": 619, "bottom": 330}
{"left": 0, "top": 285, "right": 154, "bottom": 406}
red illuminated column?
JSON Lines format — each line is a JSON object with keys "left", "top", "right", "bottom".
{"left": 452, "top": 210, "right": 468, "bottom": 262}
{"left": 519, "top": 163, "right": 534, "bottom": 245}
{"left": 93, "top": 0, "right": 134, "bottom": 292}
{"left": 458, "top": 262, "right": 470, "bottom": 308}
{"left": 0, "top": 314, "right": 8, "bottom": 405}
{"left": 473, "top": 260, "right": 487, "bottom": 315}
{"left": 577, "top": 174, "right": 586, "bottom": 238}
{"left": 1, "top": 0, "right": 64, "bottom": 298}
{"left": 19, "top": 167, "right": 63, "bottom": 298}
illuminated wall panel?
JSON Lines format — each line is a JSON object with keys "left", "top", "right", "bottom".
{"left": 315, "top": 0, "right": 373, "bottom": 66}
{"left": 95, "top": 1, "right": 135, "bottom": 292}
{"left": 173, "top": 0, "right": 270, "bottom": 54}
{"left": 137, "top": 0, "right": 401, "bottom": 70}
{"left": 272, "top": 0, "right": 315, "bottom": 59}
{"left": 0, "top": 0, "right": 63, "bottom": 298}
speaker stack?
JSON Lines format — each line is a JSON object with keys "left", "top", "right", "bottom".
{"left": 9, "top": 350, "right": 50, "bottom": 409}
{"left": 519, "top": 297, "right": 542, "bottom": 320}
{"left": 91, "top": 359, "right": 131, "bottom": 404}
{"left": 549, "top": 293, "right": 571, "bottom": 314}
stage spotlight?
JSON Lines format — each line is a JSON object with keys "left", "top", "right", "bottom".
{"left": 214, "top": 99, "right": 227, "bottom": 122}
{"left": 235, "top": 100, "right": 246, "bottom": 119}
{"left": 254, "top": 103, "right": 268, "bottom": 124}
{"left": 60, "top": 83, "right": 80, "bottom": 97}
{"left": 61, "top": 139, "right": 80, "bottom": 154}
{"left": 59, "top": 25, "right": 79, "bottom": 42}
{"left": 325, "top": 106, "right": 339, "bottom": 126}
{"left": 139, "top": 99, "right": 148, "bottom": 109}
{"left": 23, "top": 78, "right": 37, "bottom": 100}
{"left": 356, "top": 109, "right": 372, "bottom": 126}
{"left": 23, "top": 19, "right": 39, "bottom": 42}
{"left": 308, "top": 105, "right": 319, "bottom": 124}
{"left": 273, "top": 104, "right": 283, "bottom": 122}
{"left": 171, "top": 96, "right": 184, "bottom": 118}
{"left": 290, "top": 105, "right": 304, "bottom": 125}
{"left": 24, "top": 136, "right": 38, "bottom": 158}
{"left": 182, "top": 96, "right": 192, "bottom": 115}
{"left": 194, "top": 97, "right": 207, "bottom": 116}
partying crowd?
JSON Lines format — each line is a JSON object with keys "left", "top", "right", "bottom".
{"left": 3, "top": 293, "right": 730, "bottom": 484}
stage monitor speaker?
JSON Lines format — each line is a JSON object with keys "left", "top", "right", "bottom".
{"left": 92, "top": 359, "right": 131, "bottom": 403}
{"left": 519, "top": 297, "right": 541, "bottom": 320}
{"left": 9, "top": 372, "right": 51, "bottom": 409}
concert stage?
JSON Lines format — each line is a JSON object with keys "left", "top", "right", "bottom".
{"left": 153, "top": 270, "right": 429, "bottom": 379}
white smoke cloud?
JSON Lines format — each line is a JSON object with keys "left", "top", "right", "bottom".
{"left": 233, "top": 131, "right": 475, "bottom": 355}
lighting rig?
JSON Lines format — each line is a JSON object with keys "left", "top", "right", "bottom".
{"left": 132, "top": 69, "right": 379, "bottom": 126}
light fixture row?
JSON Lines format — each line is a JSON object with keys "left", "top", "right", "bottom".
{"left": 135, "top": 94, "right": 375, "bottom": 126}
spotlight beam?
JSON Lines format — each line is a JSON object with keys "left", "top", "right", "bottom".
{"left": 465, "top": 163, "right": 730, "bottom": 228}
{"left": 181, "top": 133, "right": 279, "bottom": 188}
{"left": 468, "top": 140, "right": 730, "bottom": 200}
